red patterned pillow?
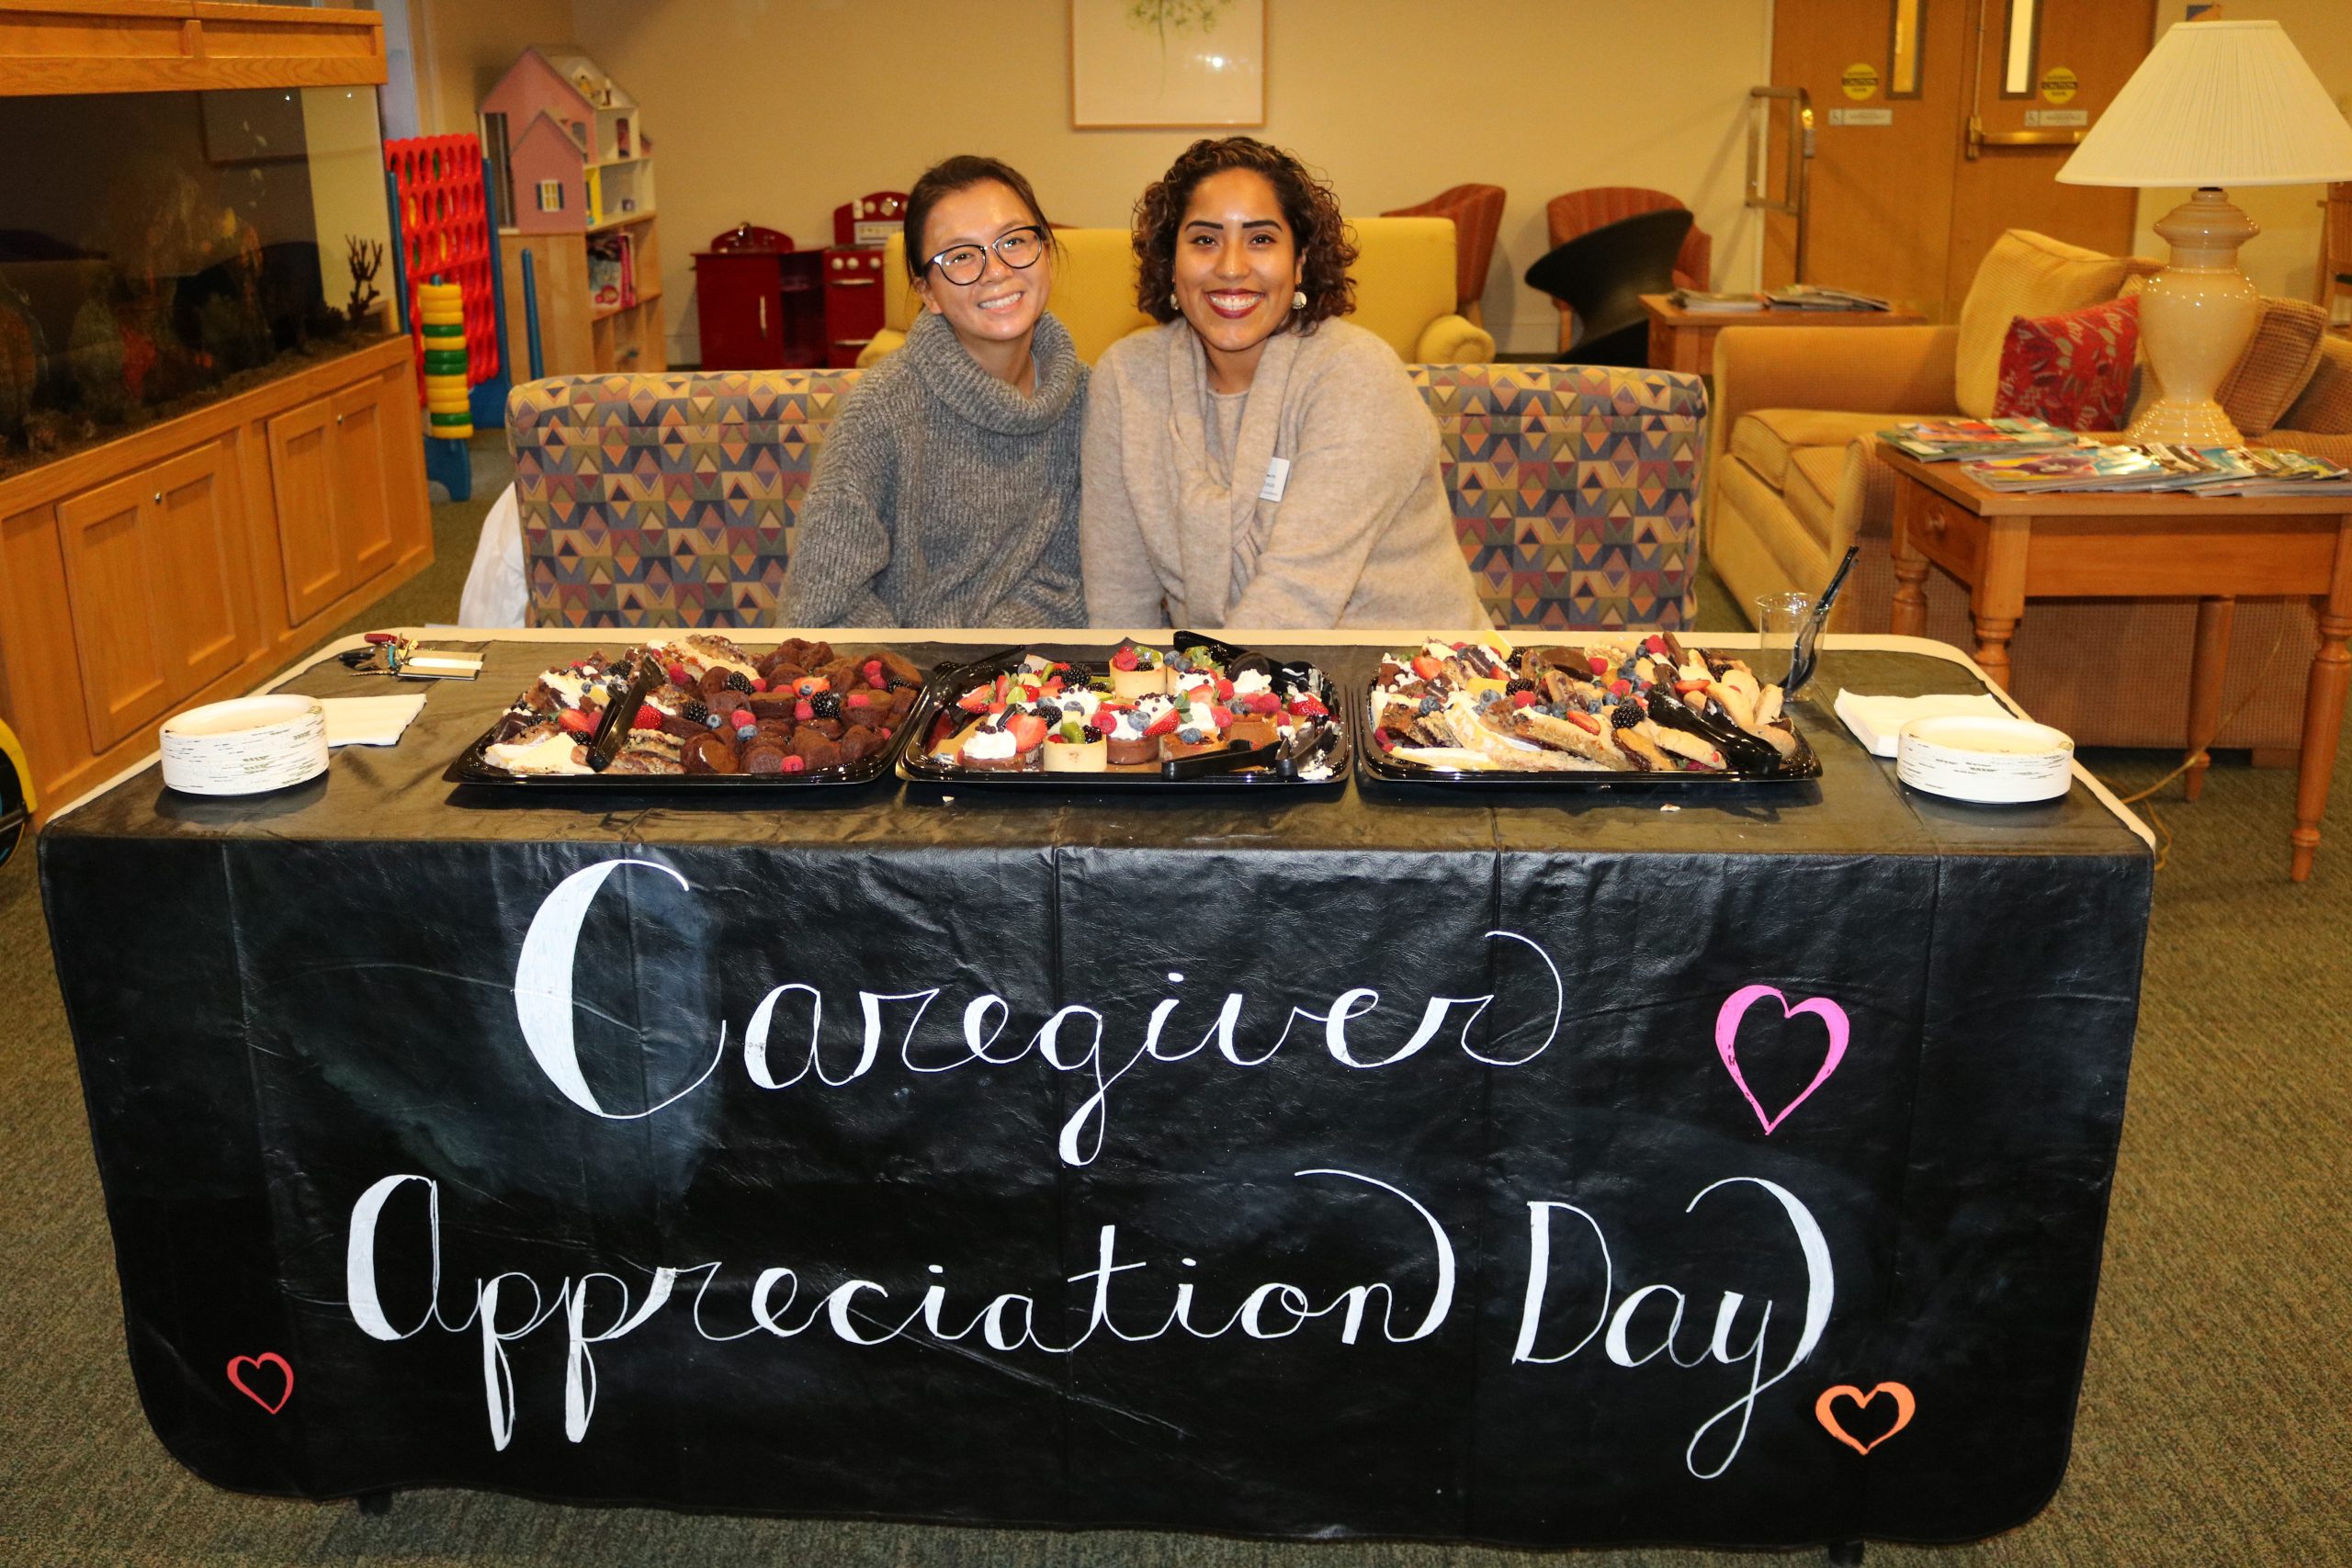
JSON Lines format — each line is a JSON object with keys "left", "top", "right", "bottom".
{"left": 1992, "top": 297, "right": 2138, "bottom": 431}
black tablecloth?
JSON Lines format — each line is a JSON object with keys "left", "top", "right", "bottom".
{"left": 41, "top": 641, "right": 2151, "bottom": 1550}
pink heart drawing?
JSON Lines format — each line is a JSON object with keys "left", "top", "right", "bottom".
{"left": 1714, "top": 984, "right": 1849, "bottom": 1134}
{"left": 226, "top": 1352, "right": 294, "bottom": 1415}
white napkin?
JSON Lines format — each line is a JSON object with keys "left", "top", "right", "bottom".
{"left": 1834, "top": 690, "right": 2008, "bottom": 758}
{"left": 321, "top": 693, "right": 430, "bottom": 748}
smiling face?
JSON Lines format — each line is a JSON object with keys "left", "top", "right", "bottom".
{"left": 1171, "top": 167, "right": 1305, "bottom": 391}
{"left": 914, "top": 179, "right": 1052, "bottom": 352}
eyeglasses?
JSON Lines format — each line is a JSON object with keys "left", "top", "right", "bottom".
{"left": 923, "top": 226, "right": 1046, "bottom": 287}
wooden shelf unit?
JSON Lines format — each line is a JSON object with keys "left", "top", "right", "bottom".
{"left": 0, "top": 335, "right": 433, "bottom": 816}
{"left": 500, "top": 219, "right": 669, "bottom": 377}
{"left": 0, "top": 1, "right": 387, "bottom": 96}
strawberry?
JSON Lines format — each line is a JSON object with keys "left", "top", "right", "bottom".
{"left": 1144, "top": 708, "right": 1181, "bottom": 738}
{"left": 1567, "top": 709, "right": 1601, "bottom": 733}
{"left": 1411, "top": 654, "right": 1442, "bottom": 681}
{"left": 558, "top": 707, "right": 597, "bottom": 735}
{"left": 957, "top": 691, "right": 989, "bottom": 713}
{"left": 1290, "top": 695, "right": 1329, "bottom": 718}
{"left": 797, "top": 676, "right": 830, "bottom": 696}
{"left": 988, "top": 700, "right": 1007, "bottom": 716}
{"left": 1008, "top": 713, "right": 1047, "bottom": 752}
{"left": 1673, "top": 678, "right": 1709, "bottom": 695}
{"left": 1510, "top": 690, "right": 1540, "bottom": 709}
{"left": 633, "top": 705, "right": 662, "bottom": 729}
{"left": 1044, "top": 675, "right": 1065, "bottom": 695}
{"left": 1216, "top": 677, "right": 1235, "bottom": 700}
{"left": 1609, "top": 678, "right": 1633, "bottom": 698}
{"left": 1112, "top": 646, "right": 1138, "bottom": 672}
{"left": 1209, "top": 705, "right": 1235, "bottom": 729}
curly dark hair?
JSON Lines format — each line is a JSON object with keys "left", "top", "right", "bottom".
{"left": 1131, "top": 137, "right": 1356, "bottom": 333}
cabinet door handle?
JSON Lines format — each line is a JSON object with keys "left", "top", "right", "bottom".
{"left": 758, "top": 298, "right": 768, "bottom": 333}
{"left": 153, "top": 491, "right": 163, "bottom": 504}
{"left": 335, "top": 413, "right": 345, "bottom": 426}
{"left": 1924, "top": 507, "right": 1947, "bottom": 536}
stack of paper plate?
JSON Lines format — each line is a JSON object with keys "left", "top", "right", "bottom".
{"left": 1895, "top": 715, "right": 2074, "bottom": 805}
{"left": 159, "top": 695, "right": 329, "bottom": 795}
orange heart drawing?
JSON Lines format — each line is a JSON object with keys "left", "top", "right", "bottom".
{"left": 1815, "top": 1382, "right": 1914, "bottom": 1454}
{"left": 226, "top": 1352, "right": 294, "bottom": 1415}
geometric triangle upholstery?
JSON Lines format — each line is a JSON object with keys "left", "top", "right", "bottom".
{"left": 1409, "top": 362, "right": 1705, "bottom": 630}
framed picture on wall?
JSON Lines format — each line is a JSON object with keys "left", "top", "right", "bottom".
{"left": 1069, "top": 0, "right": 1266, "bottom": 130}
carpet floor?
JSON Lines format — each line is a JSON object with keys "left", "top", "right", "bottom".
{"left": 2, "top": 477, "right": 2344, "bottom": 1564}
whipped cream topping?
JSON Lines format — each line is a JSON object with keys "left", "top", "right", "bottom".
{"left": 963, "top": 727, "right": 1019, "bottom": 761}
{"left": 485, "top": 730, "right": 592, "bottom": 774}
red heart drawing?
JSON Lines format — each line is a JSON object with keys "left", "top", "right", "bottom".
{"left": 1715, "top": 984, "right": 1849, "bottom": 1134}
{"left": 1815, "top": 1382, "right": 1915, "bottom": 1454}
{"left": 226, "top": 1352, "right": 294, "bottom": 1415}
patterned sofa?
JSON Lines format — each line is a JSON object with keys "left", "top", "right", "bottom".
{"left": 509, "top": 364, "right": 1703, "bottom": 630}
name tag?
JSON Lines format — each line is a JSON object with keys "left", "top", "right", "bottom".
{"left": 1259, "top": 457, "right": 1291, "bottom": 502}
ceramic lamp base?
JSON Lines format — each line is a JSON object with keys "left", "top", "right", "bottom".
{"left": 2127, "top": 187, "right": 2259, "bottom": 449}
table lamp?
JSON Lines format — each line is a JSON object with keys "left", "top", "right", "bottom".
{"left": 2056, "top": 19, "right": 2352, "bottom": 446}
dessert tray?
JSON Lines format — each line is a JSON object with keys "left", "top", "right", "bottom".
{"left": 443, "top": 634, "right": 922, "bottom": 789}
{"left": 897, "top": 633, "right": 1350, "bottom": 790}
{"left": 1358, "top": 633, "right": 1820, "bottom": 787}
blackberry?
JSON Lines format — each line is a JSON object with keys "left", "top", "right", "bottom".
{"left": 679, "top": 700, "right": 710, "bottom": 725}
{"left": 1611, "top": 699, "right": 1643, "bottom": 729}
{"left": 809, "top": 692, "right": 842, "bottom": 719}
{"left": 725, "top": 671, "right": 754, "bottom": 694}
{"left": 1505, "top": 677, "right": 1536, "bottom": 695}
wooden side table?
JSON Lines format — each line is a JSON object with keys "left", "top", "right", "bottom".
{"left": 1882, "top": 445, "right": 2352, "bottom": 881}
{"left": 1641, "top": 295, "right": 1927, "bottom": 376}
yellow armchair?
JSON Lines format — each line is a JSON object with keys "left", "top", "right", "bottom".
{"left": 858, "top": 228, "right": 1154, "bottom": 367}
{"left": 1342, "top": 216, "right": 1494, "bottom": 362}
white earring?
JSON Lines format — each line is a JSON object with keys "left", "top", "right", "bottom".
{"left": 1170, "top": 290, "right": 1180, "bottom": 309}
{"left": 1291, "top": 288, "right": 1306, "bottom": 310}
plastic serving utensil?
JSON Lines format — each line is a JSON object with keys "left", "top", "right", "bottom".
{"left": 1781, "top": 545, "right": 1860, "bottom": 702}
{"left": 583, "top": 664, "right": 655, "bottom": 773}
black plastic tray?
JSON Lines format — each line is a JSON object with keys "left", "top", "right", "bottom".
{"left": 897, "top": 635, "right": 1350, "bottom": 791}
{"left": 1354, "top": 678, "right": 1821, "bottom": 788}
{"left": 443, "top": 653, "right": 916, "bottom": 790}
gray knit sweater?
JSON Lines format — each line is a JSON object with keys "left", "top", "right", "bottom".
{"left": 784, "top": 310, "right": 1088, "bottom": 627}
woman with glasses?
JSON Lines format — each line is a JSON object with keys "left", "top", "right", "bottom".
{"left": 785, "top": 155, "right": 1087, "bottom": 627}
{"left": 1080, "top": 137, "right": 1483, "bottom": 630}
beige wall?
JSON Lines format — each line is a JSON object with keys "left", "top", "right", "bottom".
{"left": 2130, "top": 3, "right": 2352, "bottom": 303}
{"left": 536, "top": 0, "right": 1774, "bottom": 362}
{"left": 413, "top": 0, "right": 580, "bottom": 146}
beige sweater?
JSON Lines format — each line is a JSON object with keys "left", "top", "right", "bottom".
{"left": 1080, "top": 319, "right": 1486, "bottom": 629}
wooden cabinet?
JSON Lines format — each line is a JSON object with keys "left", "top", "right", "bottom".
{"left": 266, "top": 373, "right": 401, "bottom": 624}
{"left": 55, "top": 442, "right": 254, "bottom": 752}
{"left": 0, "top": 335, "right": 430, "bottom": 818}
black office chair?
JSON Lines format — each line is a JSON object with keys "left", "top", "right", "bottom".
{"left": 1522, "top": 207, "right": 1696, "bottom": 368}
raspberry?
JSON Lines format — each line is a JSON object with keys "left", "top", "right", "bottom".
{"left": 666, "top": 663, "right": 690, "bottom": 686}
{"left": 810, "top": 692, "right": 842, "bottom": 719}
{"left": 680, "top": 701, "right": 709, "bottom": 725}
{"left": 1644, "top": 634, "right": 1668, "bottom": 655}
{"left": 1587, "top": 655, "right": 1610, "bottom": 675}
{"left": 1609, "top": 678, "right": 1633, "bottom": 698}
{"left": 725, "top": 671, "right": 753, "bottom": 694}
{"left": 1510, "top": 690, "right": 1540, "bottom": 708}
{"left": 1374, "top": 728, "right": 1396, "bottom": 751}
{"left": 1112, "top": 647, "right": 1138, "bottom": 671}
{"left": 846, "top": 692, "right": 871, "bottom": 708}
{"left": 750, "top": 677, "right": 768, "bottom": 693}
{"left": 1090, "top": 709, "right": 1119, "bottom": 734}
{"left": 781, "top": 755, "right": 808, "bottom": 773}
{"left": 1144, "top": 709, "right": 1181, "bottom": 737}
{"left": 794, "top": 699, "right": 815, "bottom": 721}
{"left": 729, "top": 708, "right": 755, "bottom": 728}
{"left": 878, "top": 727, "right": 892, "bottom": 739}
{"left": 634, "top": 705, "right": 662, "bottom": 729}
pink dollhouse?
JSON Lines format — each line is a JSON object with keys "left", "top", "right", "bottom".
{"left": 479, "top": 46, "right": 654, "bottom": 235}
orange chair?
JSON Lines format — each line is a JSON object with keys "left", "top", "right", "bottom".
{"left": 1546, "top": 188, "right": 1712, "bottom": 352}
{"left": 1383, "top": 184, "right": 1506, "bottom": 324}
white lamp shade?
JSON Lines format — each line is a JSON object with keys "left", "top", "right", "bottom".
{"left": 2057, "top": 19, "right": 2352, "bottom": 187}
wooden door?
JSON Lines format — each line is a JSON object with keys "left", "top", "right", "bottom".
{"left": 330, "top": 377, "right": 397, "bottom": 584}
{"left": 1769, "top": 0, "right": 2154, "bottom": 320}
{"left": 54, "top": 468, "right": 172, "bottom": 751}
{"left": 267, "top": 394, "right": 345, "bottom": 624}
{"left": 148, "top": 442, "right": 251, "bottom": 696}
{"left": 53, "top": 441, "right": 247, "bottom": 750}
{"left": 1941, "top": 0, "right": 2151, "bottom": 310}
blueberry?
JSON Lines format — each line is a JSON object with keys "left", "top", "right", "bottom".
{"left": 736, "top": 724, "right": 758, "bottom": 740}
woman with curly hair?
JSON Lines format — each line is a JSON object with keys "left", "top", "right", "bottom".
{"left": 786, "top": 154, "right": 1087, "bottom": 627}
{"left": 1080, "top": 136, "right": 1483, "bottom": 629}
